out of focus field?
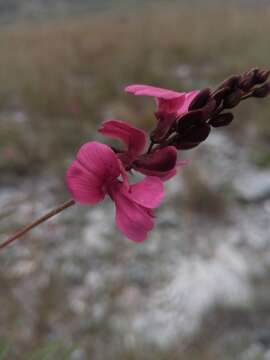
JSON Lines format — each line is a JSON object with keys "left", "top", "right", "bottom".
{"left": 1, "top": 3, "right": 270, "bottom": 360}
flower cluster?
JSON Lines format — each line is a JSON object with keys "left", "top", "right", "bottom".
{"left": 66, "top": 68, "right": 270, "bottom": 242}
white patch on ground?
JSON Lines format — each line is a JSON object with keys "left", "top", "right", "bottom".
{"left": 134, "top": 242, "right": 252, "bottom": 347}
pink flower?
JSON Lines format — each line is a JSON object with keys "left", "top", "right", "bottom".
{"left": 66, "top": 141, "right": 164, "bottom": 242}
{"left": 99, "top": 119, "right": 179, "bottom": 179}
{"left": 125, "top": 84, "right": 199, "bottom": 141}
{"left": 125, "top": 84, "right": 199, "bottom": 115}
{"left": 98, "top": 119, "right": 146, "bottom": 165}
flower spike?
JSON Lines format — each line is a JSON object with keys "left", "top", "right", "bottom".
{"left": 1, "top": 67, "right": 270, "bottom": 249}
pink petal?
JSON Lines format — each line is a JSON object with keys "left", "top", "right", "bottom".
{"left": 157, "top": 97, "right": 186, "bottom": 115}
{"left": 66, "top": 141, "right": 121, "bottom": 204}
{"left": 66, "top": 160, "right": 106, "bottom": 204}
{"left": 99, "top": 119, "right": 146, "bottom": 156}
{"left": 179, "top": 90, "right": 200, "bottom": 114}
{"left": 76, "top": 141, "right": 120, "bottom": 180}
{"left": 125, "top": 84, "right": 185, "bottom": 100}
{"left": 114, "top": 189, "right": 154, "bottom": 242}
{"left": 125, "top": 84, "right": 200, "bottom": 117}
{"left": 127, "top": 176, "right": 164, "bottom": 208}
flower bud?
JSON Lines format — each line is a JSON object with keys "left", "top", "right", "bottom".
{"left": 177, "top": 110, "right": 205, "bottom": 133}
{"left": 213, "top": 87, "right": 231, "bottom": 107}
{"left": 174, "top": 123, "right": 211, "bottom": 150}
{"left": 133, "top": 146, "right": 177, "bottom": 172}
{"left": 188, "top": 88, "right": 211, "bottom": 111}
{"left": 203, "top": 97, "right": 217, "bottom": 116}
{"left": 255, "top": 70, "right": 270, "bottom": 84}
{"left": 209, "top": 113, "right": 234, "bottom": 128}
{"left": 239, "top": 69, "right": 258, "bottom": 91}
{"left": 223, "top": 89, "right": 243, "bottom": 108}
{"left": 218, "top": 75, "right": 241, "bottom": 91}
{"left": 252, "top": 83, "right": 270, "bottom": 98}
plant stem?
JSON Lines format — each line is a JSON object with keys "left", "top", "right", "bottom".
{"left": 0, "top": 199, "right": 75, "bottom": 251}
{"left": 147, "top": 141, "right": 154, "bottom": 154}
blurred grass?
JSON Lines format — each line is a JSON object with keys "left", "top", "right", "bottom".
{"left": 0, "top": 4, "right": 270, "bottom": 177}
{"left": 0, "top": 341, "right": 75, "bottom": 360}
{"left": 0, "top": 343, "right": 9, "bottom": 360}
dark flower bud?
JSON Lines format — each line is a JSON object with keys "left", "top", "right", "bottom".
{"left": 255, "top": 70, "right": 270, "bottom": 84}
{"left": 252, "top": 83, "right": 270, "bottom": 98}
{"left": 213, "top": 87, "right": 231, "bottom": 107}
{"left": 203, "top": 97, "right": 217, "bottom": 116}
{"left": 218, "top": 75, "right": 241, "bottom": 91}
{"left": 174, "top": 123, "right": 211, "bottom": 150}
{"left": 239, "top": 69, "right": 258, "bottom": 91}
{"left": 209, "top": 113, "right": 234, "bottom": 128}
{"left": 177, "top": 110, "right": 205, "bottom": 133}
{"left": 188, "top": 88, "right": 211, "bottom": 111}
{"left": 133, "top": 146, "right": 177, "bottom": 173}
{"left": 223, "top": 89, "right": 243, "bottom": 108}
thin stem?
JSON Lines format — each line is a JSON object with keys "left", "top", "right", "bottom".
{"left": 155, "top": 133, "right": 179, "bottom": 149}
{"left": 147, "top": 141, "right": 154, "bottom": 154}
{"left": 0, "top": 199, "right": 75, "bottom": 251}
{"left": 240, "top": 93, "right": 253, "bottom": 101}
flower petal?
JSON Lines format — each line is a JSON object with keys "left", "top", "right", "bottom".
{"left": 125, "top": 84, "right": 184, "bottom": 99}
{"left": 157, "top": 97, "right": 186, "bottom": 115}
{"left": 180, "top": 90, "right": 200, "bottom": 113}
{"left": 125, "top": 84, "right": 199, "bottom": 117}
{"left": 66, "top": 160, "right": 106, "bottom": 204}
{"left": 133, "top": 146, "right": 177, "bottom": 179}
{"left": 99, "top": 119, "right": 146, "bottom": 156}
{"left": 76, "top": 141, "right": 120, "bottom": 180}
{"left": 114, "top": 189, "right": 154, "bottom": 242}
{"left": 127, "top": 176, "right": 164, "bottom": 209}
{"left": 66, "top": 141, "right": 121, "bottom": 204}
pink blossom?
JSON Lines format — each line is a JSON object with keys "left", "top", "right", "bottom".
{"left": 125, "top": 84, "right": 199, "bottom": 117}
{"left": 99, "top": 119, "right": 180, "bottom": 179}
{"left": 66, "top": 141, "right": 164, "bottom": 242}
{"left": 98, "top": 119, "right": 146, "bottom": 165}
{"left": 125, "top": 84, "right": 199, "bottom": 142}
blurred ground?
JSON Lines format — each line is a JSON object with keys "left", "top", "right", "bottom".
{"left": 0, "top": 3, "right": 270, "bottom": 360}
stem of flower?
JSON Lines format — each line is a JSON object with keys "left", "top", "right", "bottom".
{"left": 147, "top": 141, "right": 154, "bottom": 154}
{"left": 0, "top": 199, "right": 75, "bottom": 251}
{"left": 240, "top": 93, "right": 253, "bottom": 101}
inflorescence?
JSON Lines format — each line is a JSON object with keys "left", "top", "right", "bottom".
{"left": 1, "top": 68, "right": 269, "bottom": 248}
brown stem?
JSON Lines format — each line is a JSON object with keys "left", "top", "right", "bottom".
{"left": 240, "top": 93, "right": 253, "bottom": 101}
{"left": 147, "top": 141, "right": 154, "bottom": 154}
{"left": 0, "top": 199, "right": 75, "bottom": 251}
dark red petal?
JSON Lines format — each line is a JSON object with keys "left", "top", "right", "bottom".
{"left": 133, "top": 146, "right": 177, "bottom": 173}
